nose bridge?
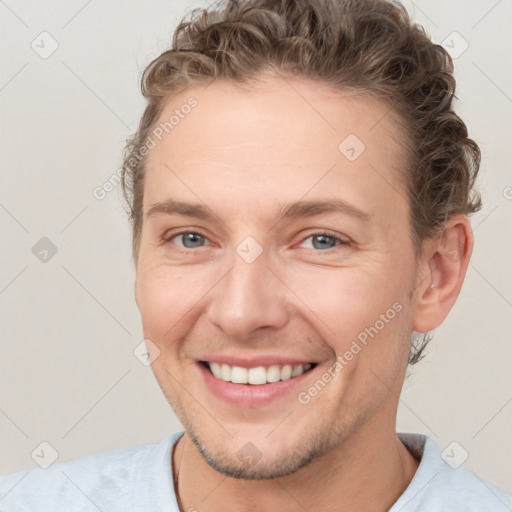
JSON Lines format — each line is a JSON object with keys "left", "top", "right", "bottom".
{"left": 207, "top": 242, "right": 288, "bottom": 339}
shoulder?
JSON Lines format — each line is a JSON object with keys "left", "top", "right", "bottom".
{"left": 392, "top": 433, "right": 512, "bottom": 511}
{"left": 0, "top": 432, "right": 183, "bottom": 512}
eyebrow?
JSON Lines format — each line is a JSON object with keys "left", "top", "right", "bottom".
{"left": 145, "top": 198, "right": 371, "bottom": 223}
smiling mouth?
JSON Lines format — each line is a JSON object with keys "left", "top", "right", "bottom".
{"left": 200, "top": 361, "right": 318, "bottom": 385}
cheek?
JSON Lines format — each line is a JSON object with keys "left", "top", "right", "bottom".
{"left": 135, "top": 264, "right": 216, "bottom": 344}
{"left": 286, "top": 263, "right": 411, "bottom": 357}
{"left": 135, "top": 266, "right": 185, "bottom": 337}
{"left": 292, "top": 269, "right": 412, "bottom": 413}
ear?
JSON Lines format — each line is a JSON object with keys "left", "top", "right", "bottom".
{"left": 412, "top": 214, "right": 473, "bottom": 333}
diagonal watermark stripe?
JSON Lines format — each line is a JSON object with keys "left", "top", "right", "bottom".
{"left": 471, "top": 0, "right": 505, "bottom": 30}
{"left": 409, "top": 1, "right": 439, "bottom": 28}
{"left": 471, "top": 265, "right": 512, "bottom": 310}
{"left": 164, "top": 267, "right": 233, "bottom": 338}
{"left": 471, "top": 471, "right": 512, "bottom": 510}
{"left": 266, "top": 266, "right": 337, "bottom": 336}
{"left": 0, "top": 0, "right": 29, "bottom": 28}
{"left": 0, "top": 472, "right": 29, "bottom": 503}
{"left": 274, "top": 481, "right": 311, "bottom": 512}
{"left": 0, "top": 408, "right": 29, "bottom": 439}
{"left": 61, "top": 0, "right": 94, "bottom": 29}
{"left": 61, "top": 470, "right": 105, "bottom": 511}
{"left": 0, "top": 203, "right": 29, "bottom": 233}
{"left": 61, "top": 265, "right": 132, "bottom": 335}
{"left": 163, "top": 367, "right": 233, "bottom": 437}
{"left": 61, "top": 61, "right": 131, "bottom": 129}
{"left": 60, "top": 205, "right": 89, "bottom": 233}
{"left": 0, "top": 265, "right": 29, "bottom": 296}
{"left": 0, "top": 62, "right": 29, "bottom": 92}
{"left": 61, "top": 369, "right": 132, "bottom": 439}
{"left": 369, "top": 367, "right": 439, "bottom": 438}
{"left": 395, "top": 472, "right": 440, "bottom": 511}
{"left": 472, "top": 396, "right": 512, "bottom": 439}
{"left": 472, "top": 61, "right": 512, "bottom": 105}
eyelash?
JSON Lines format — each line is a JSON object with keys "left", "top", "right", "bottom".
{"left": 162, "top": 230, "right": 349, "bottom": 253}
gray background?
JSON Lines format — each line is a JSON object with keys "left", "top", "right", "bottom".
{"left": 1, "top": 0, "right": 511, "bottom": 493}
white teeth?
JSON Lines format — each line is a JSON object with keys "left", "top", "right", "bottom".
{"left": 231, "top": 366, "right": 248, "bottom": 384}
{"left": 221, "top": 363, "right": 231, "bottom": 381}
{"left": 248, "top": 366, "right": 267, "bottom": 385}
{"left": 266, "top": 365, "right": 281, "bottom": 383}
{"left": 207, "top": 362, "right": 313, "bottom": 384}
{"left": 210, "top": 362, "right": 222, "bottom": 379}
{"left": 291, "top": 364, "right": 305, "bottom": 378}
{"left": 280, "top": 364, "right": 292, "bottom": 380}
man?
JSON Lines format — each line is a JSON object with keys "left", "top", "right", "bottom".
{"left": 1, "top": 0, "right": 511, "bottom": 510}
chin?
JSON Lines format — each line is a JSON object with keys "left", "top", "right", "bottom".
{"left": 186, "top": 422, "right": 339, "bottom": 480}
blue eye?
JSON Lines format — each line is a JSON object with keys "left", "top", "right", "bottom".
{"left": 300, "top": 233, "right": 345, "bottom": 250}
{"left": 172, "top": 232, "right": 206, "bottom": 248}
{"left": 164, "top": 231, "right": 346, "bottom": 252}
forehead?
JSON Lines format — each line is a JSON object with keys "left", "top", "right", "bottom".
{"left": 143, "top": 77, "right": 409, "bottom": 225}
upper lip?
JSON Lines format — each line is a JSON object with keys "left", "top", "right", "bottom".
{"left": 198, "top": 354, "right": 319, "bottom": 368}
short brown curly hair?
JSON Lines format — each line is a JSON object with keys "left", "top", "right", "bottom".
{"left": 121, "top": 0, "right": 482, "bottom": 364}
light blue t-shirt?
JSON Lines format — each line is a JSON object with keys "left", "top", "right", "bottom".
{"left": 1, "top": 431, "right": 511, "bottom": 511}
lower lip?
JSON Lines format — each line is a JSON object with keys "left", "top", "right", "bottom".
{"left": 196, "top": 362, "right": 317, "bottom": 407}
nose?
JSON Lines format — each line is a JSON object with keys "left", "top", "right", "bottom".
{"left": 206, "top": 246, "right": 289, "bottom": 340}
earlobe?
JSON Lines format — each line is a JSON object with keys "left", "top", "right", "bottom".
{"left": 412, "top": 215, "right": 473, "bottom": 333}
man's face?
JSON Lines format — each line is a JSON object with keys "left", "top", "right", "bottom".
{"left": 135, "top": 77, "right": 420, "bottom": 478}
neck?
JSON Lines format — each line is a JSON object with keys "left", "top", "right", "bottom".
{"left": 172, "top": 419, "right": 420, "bottom": 512}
